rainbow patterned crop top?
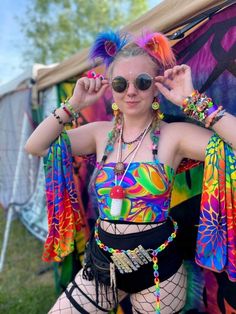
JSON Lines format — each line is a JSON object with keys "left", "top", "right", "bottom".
{"left": 95, "top": 161, "right": 175, "bottom": 223}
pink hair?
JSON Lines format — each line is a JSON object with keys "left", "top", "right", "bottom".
{"left": 136, "top": 32, "right": 176, "bottom": 69}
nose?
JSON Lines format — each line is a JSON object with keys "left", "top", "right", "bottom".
{"left": 126, "top": 82, "right": 138, "bottom": 97}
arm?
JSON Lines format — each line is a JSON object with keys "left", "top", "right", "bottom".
{"left": 25, "top": 76, "right": 109, "bottom": 157}
{"left": 155, "top": 65, "right": 236, "bottom": 160}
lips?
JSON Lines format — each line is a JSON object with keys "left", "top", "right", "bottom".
{"left": 126, "top": 101, "right": 139, "bottom": 105}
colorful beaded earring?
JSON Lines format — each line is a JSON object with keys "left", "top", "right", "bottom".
{"left": 152, "top": 97, "right": 164, "bottom": 120}
{"left": 152, "top": 98, "right": 160, "bottom": 110}
{"left": 112, "top": 102, "right": 120, "bottom": 116}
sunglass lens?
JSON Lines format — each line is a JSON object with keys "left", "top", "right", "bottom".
{"left": 112, "top": 77, "right": 127, "bottom": 93}
{"left": 136, "top": 74, "right": 152, "bottom": 90}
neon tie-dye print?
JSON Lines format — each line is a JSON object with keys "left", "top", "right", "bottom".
{"left": 195, "top": 133, "right": 236, "bottom": 281}
{"left": 43, "top": 131, "right": 83, "bottom": 262}
{"left": 95, "top": 161, "right": 174, "bottom": 223}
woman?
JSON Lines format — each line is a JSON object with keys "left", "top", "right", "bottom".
{"left": 25, "top": 31, "right": 236, "bottom": 313}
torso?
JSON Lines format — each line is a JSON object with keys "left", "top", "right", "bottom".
{"left": 93, "top": 120, "right": 182, "bottom": 234}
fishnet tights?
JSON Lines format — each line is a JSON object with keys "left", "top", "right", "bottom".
{"left": 131, "top": 264, "right": 187, "bottom": 313}
{"left": 48, "top": 268, "right": 126, "bottom": 314}
{"left": 48, "top": 264, "right": 186, "bottom": 314}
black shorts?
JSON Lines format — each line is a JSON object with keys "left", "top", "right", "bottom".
{"left": 84, "top": 217, "right": 183, "bottom": 294}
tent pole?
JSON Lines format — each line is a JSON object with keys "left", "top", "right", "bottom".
{"left": 0, "top": 206, "right": 14, "bottom": 272}
{"left": 0, "top": 114, "right": 28, "bottom": 272}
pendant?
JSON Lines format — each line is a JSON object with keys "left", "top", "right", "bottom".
{"left": 127, "top": 143, "right": 133, "bottom": 151}
{"left": 110, "top": 185, "right": 125, "bottom": 216}
{"left": 114, "top": 161, "right": 125, "bottom": 175}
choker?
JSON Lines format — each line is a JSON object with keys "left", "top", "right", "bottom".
{"left": 121, "top": 129, "right": 146, "bottom": 145}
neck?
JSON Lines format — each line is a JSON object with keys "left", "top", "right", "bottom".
{"left": 122, "top": 112, "right": 153, "bottom": 133}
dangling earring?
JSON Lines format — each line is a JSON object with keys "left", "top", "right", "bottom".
{"left": 152, "top": 97, "right": 160, "bottom": 110}
{"left": 112, "top": 102, "right": 120, "bottom": 116}
{"left": 152, "top": 97, "right": 164, "bottom": 120}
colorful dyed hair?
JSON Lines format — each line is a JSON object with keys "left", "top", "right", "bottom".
{"left": 135, "top": 31, "right": 176, "bottom": 69}
{"left": 89, "top": 30, "right": 128, "bottom": 68}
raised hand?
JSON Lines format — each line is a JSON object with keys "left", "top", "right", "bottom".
{"left": 155, "top": 64, "right": 194, "bottom": 106}
{"left": 68, "top": 76, "right": 109, "bottom": 110}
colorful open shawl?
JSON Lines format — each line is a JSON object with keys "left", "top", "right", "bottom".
{"left": 43, "top": 131, "right": 83, "bottom": 262}
{"left": 195, "top": 133, "right": 236, "bottom": 281}
{"left": 43, "top": 131, "right": 236, "bottom": 282}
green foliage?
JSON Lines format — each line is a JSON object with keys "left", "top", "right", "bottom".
{"left": 20, "top": 0, "right": 149, "bottom": 64}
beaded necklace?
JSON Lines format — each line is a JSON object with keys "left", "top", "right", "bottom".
{"left": 94, "top": 217, "right": 178, "bottom": 314}
{"left": 121, "top": 128, "right": 146, "bottom": 145}
{"left": 114, "top": 121, "right": 152, "bottom": 176}
{"left": 110, "top": 119, "right": 153, "bottom": 216}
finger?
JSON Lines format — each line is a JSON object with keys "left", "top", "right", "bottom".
{"left": 101, "top": 78, "right": 109, "bottom": 84}
{"left": 82, "top": 77, "right": 90, "bottom": 91}
{"left": 88, "top": 78, "right": 96, "bottom": 93}
{"left": 96, "top": 83, "right": 109, "bottom": 98}
{"left": 172, "top": 65, "right": 183, "bottom": 76}
{"left": 94, "top": 77, "right": 102, "bottom": 91}
{"left": 155, "top": 76, "right": 165, "bottom": 84}
{"left": 155, "top": 82, "right": 171, "bottom": 99}
{"left": 180, "top": 64, "right": 190, "bottom": 72}
{"left": 156, "top": 76, "right": 175, "bottom": 89}
{"left": 163, "top": 68, "right": 174, "bottom": 79}
{"left": 155, "top": 76, "right": 175, "bottom": 89}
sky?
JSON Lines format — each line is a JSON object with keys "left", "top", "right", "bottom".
{"left": 0, "top": 0, "right": 161, "bottom": 86}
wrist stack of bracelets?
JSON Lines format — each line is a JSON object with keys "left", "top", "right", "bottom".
{"left": 182, "top": 90, "right": 226, "bottom": 128}
{"left": 52, "top": 100, "right": 80, "bottom": 125}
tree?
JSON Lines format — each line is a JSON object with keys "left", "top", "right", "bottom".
{"left": 20, "top": 0, "right": 149, "bottom": 64}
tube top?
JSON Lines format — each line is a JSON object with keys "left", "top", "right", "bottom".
{"left": 95, "top": 161, "right": 175, "bottom": 223}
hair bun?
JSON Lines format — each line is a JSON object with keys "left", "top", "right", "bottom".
{"left": 89, "top": 30, "right": 128, "bottom": 68}
{"left": 136, "top": 32, "right": 176, "bottom": 69}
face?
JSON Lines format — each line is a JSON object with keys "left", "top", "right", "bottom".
{"left": 111, "top": 55, "right": 158, "bottom": 117}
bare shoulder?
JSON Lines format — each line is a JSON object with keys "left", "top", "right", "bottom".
{"left": 92, "top": 120, "right": 113, "bottom": 133}
{"left": 160, "top": 121, "right": 213, "bottom": 161}
{"left": 66, "top": 120, "right": 113, "bottom": 156}
{"left": 161, "top": 121, "right": 212, "bottom": 138}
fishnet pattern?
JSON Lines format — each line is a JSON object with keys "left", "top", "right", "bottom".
{"left": 48, "top": 269, "right": 127, "bottom": 314}
{"left": 100, "top": 220, "right": 164, "bottom": 234}
{"left": 131, "top": 264, "right": 187, "bottom": 314}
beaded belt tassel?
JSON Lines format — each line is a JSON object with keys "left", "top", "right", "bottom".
{"left": 94, "top": 218, "right": 178, "bottom": 314}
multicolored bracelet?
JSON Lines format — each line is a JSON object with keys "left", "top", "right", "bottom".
{"left": 62, "top": 105, "right": 72, "bottom": 118}
{"left": 205, "top": 107, "right": 226, "bottom": 128}
{"left": 182, "top": 90, "right": 225, "bottom": 128}
{"left": 62, "top": 100, "right": 80, "bottom": 121}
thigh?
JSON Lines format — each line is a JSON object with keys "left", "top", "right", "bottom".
{"left": 48, "top": 269, "right": 127, "bottom": 314}
{"left": 130, "top": 264, "right": 187, "bottom": 314}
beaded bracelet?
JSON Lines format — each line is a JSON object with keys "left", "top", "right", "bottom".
{"left": 62, "top": 100, "right": 80, "bottom": 120}
{"left": 205, "top": 107, "right": 226, "bottom": 128}
{"left": 182, "top": 90, "right": 224, "bottom": 127}
{"left": 52, "top": 109, "right": 65, "bottom": 125}
{"left": 62, "top": 105, "right": 72, "bottom": 118}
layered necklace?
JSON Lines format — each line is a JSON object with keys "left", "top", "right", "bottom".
{"left": 110, "top": 119, "right": 153, "bottom": 216}
{"left": 121, "top": 128, "right": 147, "bottom": 150}
{"left": 114, "top": 122, "right": 152, "bottom": 175}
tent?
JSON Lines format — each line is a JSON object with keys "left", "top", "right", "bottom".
{"left": 35, "top": 0, "right": 232, "bottom": 91}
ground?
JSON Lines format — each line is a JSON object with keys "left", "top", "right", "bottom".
{"left": 0, "top": 207, "right": 56, "bottom": 314}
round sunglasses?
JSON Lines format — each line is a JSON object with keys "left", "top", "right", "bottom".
{"left": 111, "top": 73, "right": 154, "bottom": 93}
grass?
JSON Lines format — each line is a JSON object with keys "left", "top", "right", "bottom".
{"left": 0, "top": 207, "right": 57, "bottom": 314}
